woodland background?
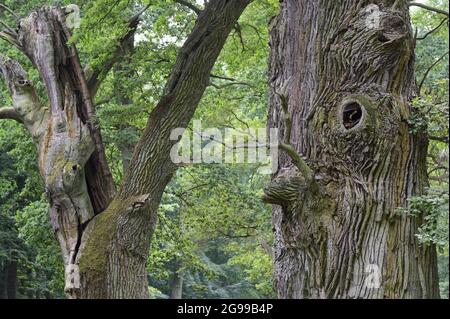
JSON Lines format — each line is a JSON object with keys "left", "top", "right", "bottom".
{"left": 0, "top": 0, "right": 448, "bottom": 299}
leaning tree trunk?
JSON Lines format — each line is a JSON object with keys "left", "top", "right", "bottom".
{"left": 264, "top": 0, "right": 440, "bottom": 298}
{"left": 1, "top": 0, "right": 250, "bottom": 298}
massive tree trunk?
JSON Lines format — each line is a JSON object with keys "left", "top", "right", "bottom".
{"left": 1, "top": 0, "right": 250, "bottom": 298}
{"left": 264, "top": 0, "right": 440, "bottom": 298}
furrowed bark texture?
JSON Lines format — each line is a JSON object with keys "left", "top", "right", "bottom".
{"left": 265, "top": 0, "right": 439, "bottom": 298}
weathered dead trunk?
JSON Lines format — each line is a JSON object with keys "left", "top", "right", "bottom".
{"left": 264, "top": 0, "right": 440, "bottom": 298}
{"left": 1, "top": 1, "right": 250, "bottom": 298}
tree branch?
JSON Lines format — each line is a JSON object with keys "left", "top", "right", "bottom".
{"left": 233, "top": 22, "right": 246, "bottom": 52}
{"left": 174, "top": 0, "right": 203, "bottom": 15}
{"left": 209, "top": 80, "right": 253, "bottom": 89}
{"left": 0, "top": 30, "right": 21, "bottom": 49}
{"left": 0, "top": 20, "right": 18, "bottom": 37}
{"left": 209, "top": 74, "right": 253, "bottom": 89}
{"left": 210, "top": 74, "right": 238, "bottom": 81}
{"left": 0, "top": 107, "right": 23, "bottom": 123}
{"left": 229, "top": 109, "right": 251, "bottom": 130}
{"left": 0, "top": 4, "right": 21, "bottom": 48}
{"left": 409, "top": 2, "right": 449, "bottom": 17}
{"left": 278, "top": 143, "right": 313, "bottom": 181}
{"left": 0, "top": 3, "right": 20, "bottom": 20}
{"left": 429, "top": 174, "right": 449, "bottom": 182}
{"left": 418, "top": 51, "right": 449, "bottom": 95}
{"left": 86, "top": 5, "right": 150, "bottom": 97}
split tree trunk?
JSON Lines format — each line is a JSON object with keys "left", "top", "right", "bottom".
{"left": 264, "top": 0, "right": 440, "bottom": 298}
{"left": 1, "top": 0, "right": 250, "bottom": 298}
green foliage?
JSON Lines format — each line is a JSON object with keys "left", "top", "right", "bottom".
{"left": 407, "top": 187, "right": 449, "bottom": 253}
{"left": 411, "top": 0, "right": 449, "bottom": 297}
{"left": 226, "top": 242, "right": 274, "bottom": 297}
{"left": 0, "top": 121, "right": 63, "bottom": 298}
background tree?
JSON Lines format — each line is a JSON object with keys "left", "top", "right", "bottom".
{"left": 409, "top": 0, "right": 449, "bottom": 298}
{"left": 264, "top": 0, "right": 446, "bottom": 298}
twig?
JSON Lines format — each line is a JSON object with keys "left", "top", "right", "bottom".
{"left": 409, "top": 2, "right": 449, "bottom": 17}
{"left": 233, "top": 22, "right": 246, "bottom": 52}
{"left": 418, "top": 51, "right": 449, "bottom": 95}
{"left": 429, "top": 135, "right": 449, "bottom": 144}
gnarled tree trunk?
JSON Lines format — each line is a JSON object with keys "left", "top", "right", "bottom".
{"left": 1, "top": 0, "right": 251, "bottom": 298}
{"left": 264, "top": 0, "right": 440, "bottom": 298}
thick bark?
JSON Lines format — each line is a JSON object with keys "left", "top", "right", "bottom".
{"left": 265, "top": 0, "right": 439, "bottom": 298}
